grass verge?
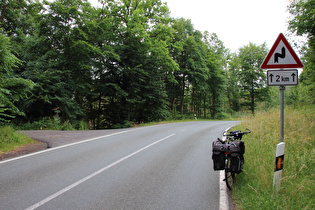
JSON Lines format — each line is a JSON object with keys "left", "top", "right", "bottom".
{"left": 231, "top": 105, "right": 314, "bottom": 209}
{"left": 0, "top": 126, "right": 37, "bottom": 156}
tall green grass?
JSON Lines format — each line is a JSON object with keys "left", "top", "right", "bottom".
{"left": 0, "top": 126, "right": 37, "bottom": 155}
{"left": 231, "top": 105, "right": 314, "bottom": 209}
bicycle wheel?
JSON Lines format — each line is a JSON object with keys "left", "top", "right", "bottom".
{"left": 225, "top": 158, "right": 235, "bottom": 190}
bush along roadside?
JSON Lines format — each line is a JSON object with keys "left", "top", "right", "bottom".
{"left": 0, "top": 126, "right": 38, "bottom": 156}
{"left": 230, "top": 105, "right": 314, "bottom": 209}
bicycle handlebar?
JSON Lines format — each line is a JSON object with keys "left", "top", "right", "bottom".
{"left": 223, "top": 128, "right": 251, "bottom": 140}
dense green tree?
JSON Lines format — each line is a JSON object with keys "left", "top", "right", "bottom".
{"left": 64, "top": 2, "right": 119, "bottom": 128}
{"left": 102, "top": 0, "right": 176, "bottom": 124}
{"left": 203, "top": 32, "right": 226, "bottom": 118}
{"left": 2, "top": 0, "right": 271, "bottom": 128}
{"left": 237, "top": 42, "right": 268, "bottom": 115}
{"left": 0, "top": 0, "right": 41, "bottom": 36}
{"left": 226, "top": 53, "right": 241, "bottom": 113}
{"left": 20, "top": 0, "right": 93, "bottom": 121}
{"left": 186, "top": 30, "right": 208, "bottom": 117}
{"left": 289, "top": 0, "right": 315, "bottom": 104}
{"left": 0, "top": 0, "right": 39, "bottom": 123}
{"left": 0, "top": 33, "right": 34, "bottom": 123}
{"left": 168, "top": 18, "right": 209, "bottom": 117}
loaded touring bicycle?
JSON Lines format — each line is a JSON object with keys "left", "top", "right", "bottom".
{"left": 212, "top": 128, "right": 251, "bottom": 190}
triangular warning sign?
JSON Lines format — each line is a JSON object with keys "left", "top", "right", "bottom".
{"left": 261, "top": 33, "right": 304, "bottom": 69}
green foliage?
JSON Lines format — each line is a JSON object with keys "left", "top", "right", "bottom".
{"left": 226, "top": 43, "right": 269, "bottom": 116}
{"left": 16, "top": 117, "right": 79, "bottom": 130}
{"left": 2, "top": 0, "right": 313, "bottom": 129}
{"left": 0, "top": 126, "right": 36, "bottom": 153}
{"left": 0, "top": 0, "right": 41, "bottom": 37}
{"left": 214, "top": 112, "right": 231, "bottom": 120}
{"left": 0, "top": 33, "right": 35, "bottom": 123}
{"left": 231, "top": 106, "right": 314, "bottom": 209}
{"left": 288, "top": 0, "right": 315, "bottom": 37}
{"left": 226, "top": 53, "right": 241, "bottom": 113}
{"left": 166, "top": 19, "right": 226, "bottom": 119}
{"left": 289, "top": 0, "right": 315, "bottom": 104}
{"left": 237, "top": 42, "right": 269, "bottom": 115}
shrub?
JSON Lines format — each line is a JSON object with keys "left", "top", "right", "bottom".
{"left": 0, "top": 126, "right": 36, "bottom": 153}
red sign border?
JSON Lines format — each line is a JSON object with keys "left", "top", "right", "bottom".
{"left": 261, "top": 33, "right": 304, "bottom": 69}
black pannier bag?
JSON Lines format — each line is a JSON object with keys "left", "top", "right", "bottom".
{"left": 212, "top": 139, "right": 226, "bottom": 170}
{"left": 229, "top": 141, "right": 245, "bottom": 173}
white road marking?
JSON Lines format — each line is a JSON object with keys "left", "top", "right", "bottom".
{"left": 219, "top": 170, "right": 229, "bottom": 210}
{"left": 0, "top": 129, "right": 135, "bottom": 164}
{"left": 24, "top": 133, "right": 175, "bottom": 210}
{"left": 220, "top": 126, "right": 232, "bottom": 210}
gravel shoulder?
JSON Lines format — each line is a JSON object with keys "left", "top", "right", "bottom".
{"left": 0, "top": 129, "right": 128, "bottom": 161}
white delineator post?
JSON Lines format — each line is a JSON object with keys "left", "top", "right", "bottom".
{"left": 260, "top": 33, "right": 304, "bottom": 193}
{"left": 273, "top": 142, "right": 285, "bottom": 191}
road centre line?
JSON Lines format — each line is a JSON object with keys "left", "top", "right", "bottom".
{"left": 24, "top": 133, "right": 176, "bottom": 210}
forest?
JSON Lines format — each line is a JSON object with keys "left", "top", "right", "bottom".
{"left": 0, "top": 0, "right": 314, "bottom": 129}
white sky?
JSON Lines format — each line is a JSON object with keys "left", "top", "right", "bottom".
{"left": 165, "top": 0, "right": 292, "bottom": 52}
{"left": 89, "top": 0, "right": 295, "bottom": 52}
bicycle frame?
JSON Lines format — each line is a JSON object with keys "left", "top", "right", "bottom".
{"left": 224, "top": 142, "right": 235, "bottom": 190}
{"left": 221, "top": 128, "right": 251, "bottom": 190}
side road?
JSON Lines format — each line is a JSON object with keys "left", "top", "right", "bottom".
{"left": 0, "top": 129, "right": 128, "bottom": 161}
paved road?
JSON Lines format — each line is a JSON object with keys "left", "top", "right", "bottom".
{"left": 0, "top": 121, "right": 238, "bottom": 209}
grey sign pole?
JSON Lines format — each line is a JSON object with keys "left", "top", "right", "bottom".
{"left": 279, "top": 85, "right": 285, "bottom": 142}
{"left": 273, "top": 84, "right": 286, "bottom": 191}
{"left": 261, "top": 33, "right": 303, "bottom": 192}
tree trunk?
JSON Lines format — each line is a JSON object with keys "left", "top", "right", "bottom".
{"left": 97, "top": 93, "right": 102, "bottom": 129}
{"left": 191, "top": 88, "right": 195, "bottom": 113}
{"left": 180, "top": 75, "right": 185, "bottom": 115}
{"left": 203, "top": 93, "right": 206, "bottom": 118}
{"left": 251, "top": 90, "right": 255, "bottom": 115}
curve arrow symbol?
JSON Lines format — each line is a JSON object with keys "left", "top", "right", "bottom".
{"left": 275, "top": 47, "right": 286, "bottom": 63}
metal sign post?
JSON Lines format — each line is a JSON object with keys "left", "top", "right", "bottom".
{"left": 273, "top": 85, "right": 286, "bottom": 192}
{"left": 280, "top": 85, "right": 285, "bottom": 143}
{"left": 261, "top": 33, "right": 303, "bottom": 192}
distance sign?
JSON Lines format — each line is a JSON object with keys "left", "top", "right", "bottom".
{"left": 267, "top": 69, "right": 298, "bottom": 86}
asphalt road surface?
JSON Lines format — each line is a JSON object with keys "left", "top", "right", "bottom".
{"left": 0, "top": 121, "right": 238, "bottom": 209}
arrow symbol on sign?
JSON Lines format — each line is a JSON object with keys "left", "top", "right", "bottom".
{"left": 269, "top": 74, "right": 274, "bottom": 83}
{"left": 274, "top": 47, "right": 286, "bottom": 63}
{"left": 291, "top": 73, "right": 296, "bottom": 82}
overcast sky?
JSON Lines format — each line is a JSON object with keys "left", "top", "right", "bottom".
{"left": 89, "top": 0, "right": 295, "bottom": 52}
{"left": 166, "top": 0, "right": 294, "bottom": 52}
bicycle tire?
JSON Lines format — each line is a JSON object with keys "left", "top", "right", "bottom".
{"left": 225, "top": 158, "right": 235, "bottom": 190}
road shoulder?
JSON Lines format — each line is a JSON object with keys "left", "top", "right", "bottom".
{"left": 0, "top": 141, "right": 47, "bottom": 161}
{"left": 0, "top": 129, "right": 127, "bottom": 161}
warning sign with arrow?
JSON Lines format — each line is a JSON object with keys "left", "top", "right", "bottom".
{"left": 261, "top": 33, "right": 304, "bottom": 69}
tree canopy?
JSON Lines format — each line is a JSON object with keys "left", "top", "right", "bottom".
{"left": 289, "top": 0, "right": 315, "bottom": 104}
{"left": 0, "top": 0, "right": 313, "bottom": 128}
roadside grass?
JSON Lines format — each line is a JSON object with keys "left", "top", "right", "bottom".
{"left": 138, "top": 119, "right": 218, "bottom": 127}
{"left": 136, "top": 116, "right": 240, "bottom": 127}
{"left": 0, "top": 126, "right": 37, "bottom": 155}
{"left": 231, "top": 105, "right": 314, "bottom": 209}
